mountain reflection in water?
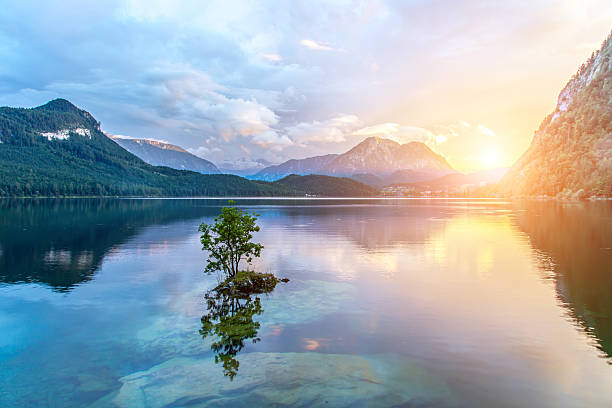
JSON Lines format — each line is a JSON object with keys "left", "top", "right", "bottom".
{"left": 0, "top": 199, "right": 218, "bottom": 291}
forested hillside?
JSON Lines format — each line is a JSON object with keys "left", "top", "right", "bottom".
{"left": 0, "top": 99, "right": 297, "bottom": 197}
{"left": 274, "top": 174, "right": 380, "bottom": 197}
{"left": 498, "top": 31, "right": 612, "bottom": 198}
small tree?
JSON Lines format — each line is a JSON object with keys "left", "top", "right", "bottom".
{"left": 199, "top": 201, "right": 263, "bottom": 279}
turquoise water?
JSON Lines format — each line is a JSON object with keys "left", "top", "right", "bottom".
{"left": 0, "top": 198, "right": 610, "bottom": 407}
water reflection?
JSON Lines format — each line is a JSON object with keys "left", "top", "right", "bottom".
{"left": 200, "top": 290, "right": 264, "bottom": 379}
{"left": 512, "top": 201, "right": 612, "bottom": 360}
{"left": 1, "top": 198, "right": 611, "bottom": 407}
{"left": 267, "top": 203, "right": 493, "bottom": 250}
{"left": 0, "top": 199, "right": 218, "bottom": 291}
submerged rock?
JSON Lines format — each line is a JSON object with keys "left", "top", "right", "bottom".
{"left": 99, "top": 352, "right": 454, "bottom": 407}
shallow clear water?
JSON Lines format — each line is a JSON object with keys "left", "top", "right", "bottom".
{"left": 0, "top": 198, "right": 610, "bottom": 407}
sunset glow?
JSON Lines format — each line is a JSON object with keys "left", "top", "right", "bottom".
{"left": 0, "top": 1, "right": 610, "bottom": 173}
{"left": 480, "top": 148, "right": 502, "bottom": 169}
{"left": 0, "top": 1, "right": 611, "bottom": 405}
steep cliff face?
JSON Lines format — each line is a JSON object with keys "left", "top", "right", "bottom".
{"left": 499, "top": 31, "right": 612, "bottom": 198}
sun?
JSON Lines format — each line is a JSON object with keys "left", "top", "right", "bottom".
{"left": 480, "top": 148, "right": 501, "bottom": 169}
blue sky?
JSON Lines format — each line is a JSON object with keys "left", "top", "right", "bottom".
{"left": 1, "top": 0, "right": 610, "bottom": 171}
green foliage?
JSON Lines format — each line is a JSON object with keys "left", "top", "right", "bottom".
{"left": 200, "top": 290, "right": 264, "bottom": 380}
{"left": 0, "top": 99, "right": 300, "bottom": 197}
{"left": 275, "top": 174, "right": 379, "bottom": 197}
{"left": 200, "top": 271, "right": 287, "bottom": 380}
{"left": 197, "top": 204, "right": 289, "bottom": 380}
{"left": 499, "top": 30, "right": 612, "bottom": 198}
{"left": 0, "top": 98, "right": 385, "bottom": 198}
{"left": 212, "top": 271, "right": 282, "bottom": 297}
{"left": 199, "top": 201, "right": 263, "bottom": 279}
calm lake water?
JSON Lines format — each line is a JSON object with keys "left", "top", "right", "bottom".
{"left": 0, "top": 198, "right": 611, "bottom": 407}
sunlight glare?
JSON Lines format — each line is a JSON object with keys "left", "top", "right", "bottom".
{"left": 481, "top": 148, "right": 501, "bottom": 169}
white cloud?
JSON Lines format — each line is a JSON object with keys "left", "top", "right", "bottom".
{"left": 478, "top": 124, "right": 495, "bottom": 137}
{"left": 187, "top": 145, "right": 221, "bottom": 158}
{"left": 435, "top": 134, "right": 448, "bottom": 144}
{"left": 425, "top": 121, "right": 508, "bottom": 171}
{"left": 286, "top": 114, "right": 361, "bottom": 144}
{"left": 251, "top": 130, "right": 293, "bottom": 150}
{"left": 300, "top": 39, "right": 336, "bottom": 51}
{"left": 262, "top": 53, "right": 282, "bottom": 62}
{"left": 150, "top": 65, "right": 281, "bottom": 142}
{"left": 392, "top": 126, "right": 437, "bottom": 145}
{"left": 353, "top": 122, "right": 400, "bottom": 137}
{"left": 353, "top": 123, "right": 439, "bottom": 146}
{"left": 3, "top": 0, "right": 611, "bottom": 166}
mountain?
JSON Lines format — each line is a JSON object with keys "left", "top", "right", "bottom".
{"left": 323, "top": 136, "right": 454, "bottom": 177}
{"left": 498, "top": 31, "right": 612, "bottom": 198}
{"left": 253, "top": 154, "right": 338, "bottom": 181}
{"left": 349, "top": 173, "right": 386, "bottom": 187}
{"left": 111, "top": 137, "right": 220, "bottom": 174}
{"left": 253, "top": 137, "right": 455, "bottom": 183}
{"left": 0, "top": 99, "right": 298, "bottom": 197}
{"left": 274, "top": 174, "right": 379, "bottom": 197}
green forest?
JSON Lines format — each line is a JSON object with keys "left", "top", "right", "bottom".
{"left": 275, "top": 174, "right": 379, "bottom": 197}
{"left": 0, "top": 99, "right": 379, "bottom": 197}
{"left": 498, "top": 31, "right": 612, "bottom": 198}
{"left": 0, "top": 99, "right": 298, "bottom": 197}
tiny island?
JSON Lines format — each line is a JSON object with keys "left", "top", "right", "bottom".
{"left": 198, "top": 201, "right": 288, "bottom": 379}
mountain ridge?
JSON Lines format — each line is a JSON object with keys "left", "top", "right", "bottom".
{"left": 0, "top": 99, "right": 298, "bottom": 197}
{"left": 252, "top": 136, "right": 455, "bottom": 184}
{"left": 253, "top": 154, "right": 339, "bottom": 181}
{"left": 111, "top": 137, "right": 220, "bottom": 174}
{"left": 323, "top": 136, "right": 453, "bottom": 176}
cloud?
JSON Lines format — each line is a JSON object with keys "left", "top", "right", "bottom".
{"left": 0, "top": 0, "right": 610, "bottom": 167}
{"left": 353, "top": 123, "right": 400, "bottom": 137}
{"left": 299, "top": 39, "right": 336, "bottom": 51}
{"left": 435, "top": 134, "right": 448, "bottom": 144}
{"left": 262, "top": 53, "right": 282, "bottom": 61}
{"left": 286, "top": 114, "right": 361, "bottom": 144}
{"left": 251, "top": 130, "right": 293, "bottom": 150}
{"left": 426, "top": 121, "right": 510, "bottom": 171}
{"left": 353, "top": 123, "right": 442, "bottom": 146}
{"left": 146, "top": 64, "right": 281, "bottom": 143}
{"left": 187, "top": 145, "right": 222, "bottom": 158}
{"left": 478, "top": 124, "right": 495, "bottom": 137}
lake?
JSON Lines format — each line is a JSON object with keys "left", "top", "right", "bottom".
{"left": 0, "top": 198, "right": 610, "bottom": 407}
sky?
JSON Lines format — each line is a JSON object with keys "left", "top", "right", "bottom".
{"left": 0, "top": 0, "right": 610, "bottom": 172}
